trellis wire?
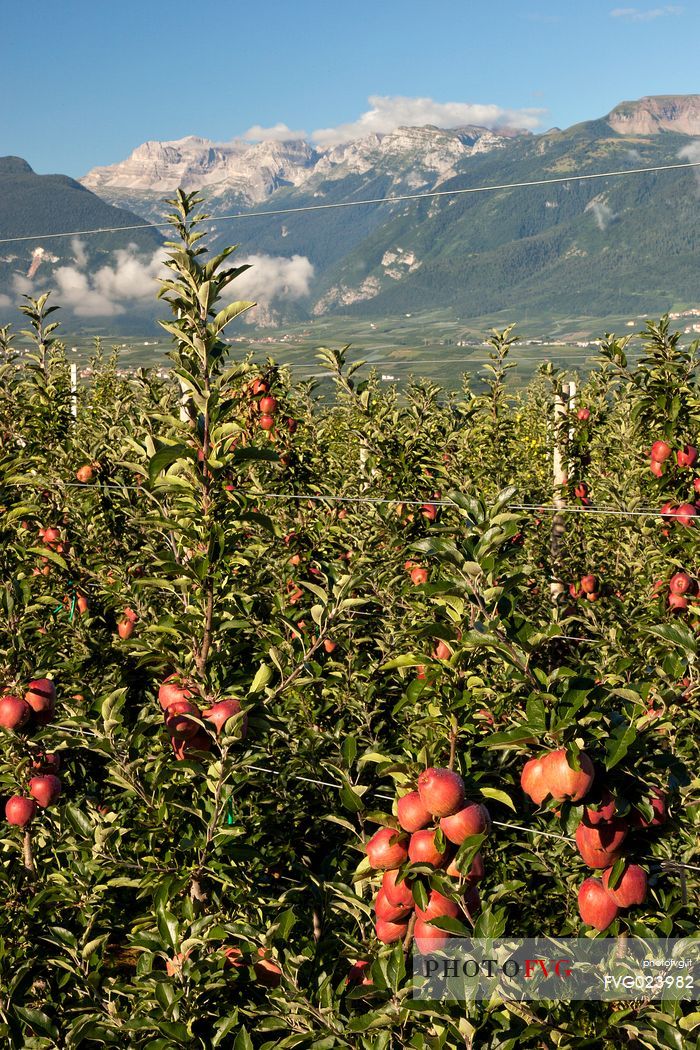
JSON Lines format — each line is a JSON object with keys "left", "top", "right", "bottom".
{"left": 11, "top": 480, "right": 685, "bottom": 519}
{"left": 2, "top": 158, "right": 700, "bottom": 247}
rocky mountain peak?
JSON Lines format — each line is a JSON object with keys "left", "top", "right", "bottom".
{"left": 607, "top": 94, "right": 700, "bottom": 136}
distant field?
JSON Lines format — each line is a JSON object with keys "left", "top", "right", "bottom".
{"left": 55, "top": 307, "right": 657, "bottom": 389}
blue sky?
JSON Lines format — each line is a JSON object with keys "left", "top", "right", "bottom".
{"left": 1, "top": 0, "right": 698, "bottom": 176}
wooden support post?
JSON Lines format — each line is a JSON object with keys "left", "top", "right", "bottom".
{"left": 70, "top": 363, "right": 78, "bottom": 420}
{"left": 550, "top": 382, "right": 569, "bottom": 603}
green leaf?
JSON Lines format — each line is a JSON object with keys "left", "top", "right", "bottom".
{"left": 249, "top": 663, "right": 273, "bottom": 693}
{"left": 604, "top": 723, "right": 637, "bottom": 770}
{"left": 479, "top": 787, "right": 516, "bottom": 811}
{"left": 233, "top": 1027, "right": 254, "bottom": 1050}
{"left": 212, "top": 300, "right": 255, "bottom": 334}
{"left": 14, "top": 1007, "right": 59, "bottom": 1040}
{"left": 157, "top": 906, "right": 179, "bottom": 951}
{"left": 148, "top": 444, "right": 192, "bottom": 483}
{"left": 606, "top": 856, "right": 626, "bottom": 891}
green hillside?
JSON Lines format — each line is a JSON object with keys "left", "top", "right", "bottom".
{"left": 0, "top": 157, "right": 163, "bottom": 315}
{"left": 238, "top": 121, "right": 699, "bottom": 321}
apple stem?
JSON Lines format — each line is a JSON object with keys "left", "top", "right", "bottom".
{"left": 23, "top": 830, "right": 35, "bottom": 874}
{"left": 448, "top": 718, "right": 458, "bottom": 770}
{"left": 402, "top": 912, "right": 416, "bottom": 956}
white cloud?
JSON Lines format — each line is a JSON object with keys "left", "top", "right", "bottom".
{"left": 310, "top": 95, "right": 546, "bottom": 146}
{"left": 16, "top": 243, "right": 314, "bottom": 318}
{"left": 50, "top": 243, "right": 168, "bottom": 317}
{"left": 678, "top": 140, "right": 700, "bottom": 192}
{"left": 0, "top": 293, "right": 11, "bottom": 310}
{"left": 587, "top": 200, "right": 616, "bottom": 230}
{"left": 242, "top": 122, "right": 307, "bottom": 142}
{"left": 53, "top": 266, "right": 125, "bottom": 317}
{"left": 224, "top": 253, "right": 314, "bottom": 302}
{"left": 71, "top": 238, "right": 88, "bottom": 268}
{"left": 12, "top": 274, "right": 34, "bottom": 296}
{"left": 610, "top": 5, "right": 683, "bottom": 21}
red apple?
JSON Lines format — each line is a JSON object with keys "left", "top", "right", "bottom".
{"left": 32, "top": 752, "right": 61, "bottom": 774}
{"left": 649, "top": 459, "right": 664, "bottom": 478}
{"left": 576, "top": 815, "right": 628, "bottom": 854}
{"left": 24, "top": 678, "right": 56, "bottom": 725}
{"left": 397, "top": 790, "right": 432, "bottom": 833}
{"left": 580, "top": 575, "right": 598, "bottom": 594}
{"left": 417, "top": 767, "right": 465, "bottom": 817}
{"left": 253, "top": 948, "right": 282, "bottom": 987}
{"left": 117, "top": 619, "right": 135, "bottom": 639}
{"left": 446, "top": 851, "right": 485, "bottom": 882}
{"left": 521, "top": 756, "right": 550, "bottom": 805}
{"left": 577, "top": 408, "right": 591, "bottom": 422}
{"left": 574, "top": 483, "right": 588, "bottom": 498}
{"left": 158, "top": 674, "right": 199, "bottom": 711}
{"left": 5, "top": 796, "right": 37, "bottom": 826}
{"left": 575, "top": 825, "right": 624, "bottom": 869}
{"left": 440, "top": 803, "right": 491, "bottom": 845}
{"left": 541, "top": 749, "right": 594, "bottom": 802}
{"left": 181, "top": 729, "right": 212, "bottom": 758}
{"left": 578, "top": 878, "right": 619, "bottom": 931}
{"left": 669, "top": 593, "right": 689, "bottom": 611}
{"left": 677, "top": 445, "right": 698, "bottom": 468}
{"left": 29, "top": 774, "right": 61, "bottom": 808}
{"left": 366, "top": 827, "right": 408, "bottom": 870}
{"left": 165, "top": 700, "right": 201, "bottom": 741}
{"left": 630, "top": 788, "right": 667, "bottom": 828}
{"left": 433, "top": 640, "right": 452, "bottom": 661}
{"left": 602, "top": 864, "right": 647, "bottom": 907}
{"left": 413, "top": 918, "right": 450, "bottom": 951}
{"left": 249, "top": 378, "right": 269, "bottom": 397}
{"left": 375, "top": 917, "right": 409, "bottom": 944}
{"left": 374, "top": 887, "right": 412, "bottom": 922}
{"left": 410, "top": 566, "right": 428, "bottom": 586}
{"left": 584, "top": 790, "right": 617, "bottom": 825}
{"left": 259, "top": 396, "right": 278, "bottom": 415}
{"left": 346, "top": 959, "right": 373, "bottom": 985}
{"left": 259, "top": 414, "right": 275, "bottom": 431}
{"left": 202, "top": 698, "right": 247, "bottom": 737}
{"left": 415, "top": 890, "right": 460, "bottom": 922}
{"left": 222, "top": 946, "right": 245, "bottom": 969}
{"left": 407, "top": 829, "right": 448, "bottom": 867}
{"left": 650, "top": 440, "right": 672, "bottom": 463}
{"left": 675, "top": 503, "right": 697, "bottom": 526}
{"left": 382, "top": 868, "right": 414, "bottom": 909}
{"left": 0, "top": 695, "right": 31, "bottom": 731}
{"left": 670, "top": 572, "right": 693, "bottom": 595}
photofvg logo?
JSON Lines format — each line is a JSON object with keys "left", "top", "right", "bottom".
{"left": 411, "top": 937, "right": 699, "bottom": 1002}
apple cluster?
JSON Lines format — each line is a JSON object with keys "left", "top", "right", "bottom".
{"left": 649, "top": 440, "right": 698, "bottom": 477}
{"left": 573, "top": 481, "right": 591, "bottom": 507}
{"left": 568, "top": 573, "right": 601, "bottom": 602}
{"left": 158, "top": 674, "right": 248, "bottom": 760}
{"left": 666, "top": 571, "right": 698, "bottom": 613}
{"left": 521, "top": 749, "right": 665, "bottom": 931}
{"left": 650, "top": 440, "right": 700, "bottom": 527}
{"left": 1, "top": 679, "right": 62, "bottom": 827}
{"left": 365, "top": 767, "right": 491, "bottom": 950}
